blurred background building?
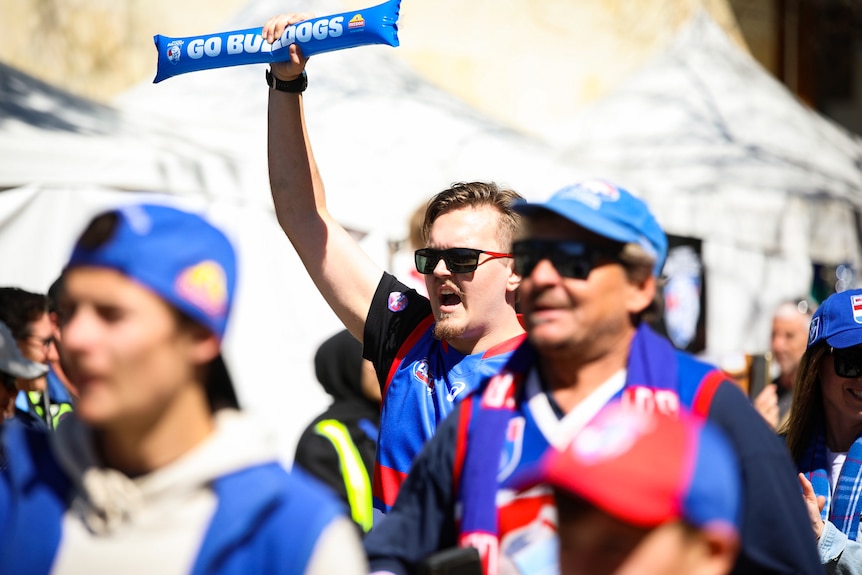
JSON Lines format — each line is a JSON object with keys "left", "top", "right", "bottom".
{"left": 1, "top": 0, "right": 859, "bottom": 134}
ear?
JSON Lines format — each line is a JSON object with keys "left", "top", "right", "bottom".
{"left": 690, "top": 530, "right": 739, "bottom": 575}
{"left": 184, "top": 323, "right": 222, "bottom": 365}
{"left": 506, "top": 264, "right": 522, "bottom": 293}
{"left": 624, "top": 272, "right": 656, "bottom": 315}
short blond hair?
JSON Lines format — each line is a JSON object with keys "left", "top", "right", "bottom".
{"left": 423, "top": 182, "right": 523, "bottom": 250}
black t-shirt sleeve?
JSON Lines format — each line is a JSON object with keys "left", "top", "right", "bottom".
{"left": 707, "top": 381, "right": 824, "bottom": 574}
{"left": 363, "top": 272, "right": 433, "bottom": 393}
{"left": 364, "top": 403, "right": 460, "bottom": 575}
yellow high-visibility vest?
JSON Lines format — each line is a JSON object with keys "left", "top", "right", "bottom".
{"left": 28, "top": 391, "right": 74, "bottom": 430}
{"left": 313, "top": 419, "right": 374, "bottom": 532}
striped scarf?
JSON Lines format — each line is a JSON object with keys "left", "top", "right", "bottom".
{"left": 800, "top": 431, "right": 862, "bottom": 539}
{"left": 457, "top": 323, "right": 682, "bottom": 575}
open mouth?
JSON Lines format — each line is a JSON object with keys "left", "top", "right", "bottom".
{"left": 441, "top": 293, "right": 462, "bottom": 307}
{"left": 438, "top": 287, "right": 463, "bottom": 312}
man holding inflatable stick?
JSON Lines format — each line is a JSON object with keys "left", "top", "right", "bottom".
{"left": 361, "top": 182, "right": 823, "bottom": 574}
{"left": 264, "top": 14, "right": 526, "bottom": 518}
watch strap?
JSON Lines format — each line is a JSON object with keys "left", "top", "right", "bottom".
{"left": 266, "top": 69, "right": 307, "bottom": 93}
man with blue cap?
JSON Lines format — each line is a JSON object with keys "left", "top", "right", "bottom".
{"left": 364, "top": 180, "right": 821, "bottom": 575}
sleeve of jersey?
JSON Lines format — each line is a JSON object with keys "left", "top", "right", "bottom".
{"left": 706, "top": 381, "right": 823, "bottom": 574}
{"left": 363, "top": 272, "right": 433, "bottom": 393}
{"left": 364, "top": 404, "right": 460, "bottom": 575}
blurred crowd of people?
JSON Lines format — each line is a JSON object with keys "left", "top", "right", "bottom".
{"left": 1, "top": 11, "right": 859, "bottom": 575}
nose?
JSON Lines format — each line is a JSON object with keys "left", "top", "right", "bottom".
{"left": 432, "top": 255, "right": 452, "bottom": 277}
{"left": 46, "top": 338, "right": 60, "bottom": 363}
{"left": 60, "top": 308, "right": 96, "bottom": 357}
{"left": 528, "top": 258, "right": 562, "bottom": 285}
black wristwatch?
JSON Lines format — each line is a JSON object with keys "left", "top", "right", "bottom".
{"left": 266, "top": 69, "right": 307, "bottom": 93}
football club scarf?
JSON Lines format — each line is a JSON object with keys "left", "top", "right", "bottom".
{"left": 457, "top": 323, "right": 680, "bottom": 575}
{"left": 800, "top": 431, "right": 862, "bottom": 539}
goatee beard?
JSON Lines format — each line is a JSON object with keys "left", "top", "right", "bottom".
{"left": 433, "top": 316, "right": 465, "bottom": 342}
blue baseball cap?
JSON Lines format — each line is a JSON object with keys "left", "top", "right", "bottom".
{"left": 513, "top": 180, "right": 668, "bottom": 276}
{"left": 807, "top": 288, "right": 862, "bottom": 350}
{"left": 67, "top": 204, "right": 237, "bottom": 341}
{"left": 516, "top": 402, "right": 741, "bottom": 536}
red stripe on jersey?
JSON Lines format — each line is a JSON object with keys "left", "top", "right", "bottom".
{"left": 453, "top": 395, "right": 474, "bottom": 495}
{"left": 383, "top": 315, "right": 435, "bottom": 398}
{"left": 373, "top": 462, "right": 409, "bottom": 508}
{"left": 692, "top": 370, "right": 725, "bottom": 417}
{"left": 481, "top": 332, "right": 527, "bottom": 360}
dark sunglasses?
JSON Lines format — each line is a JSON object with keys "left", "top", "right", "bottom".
{"left": 833, "top": 347, "right": 862, "bottom": 379}
{"left": 512, "top": 240, "right": 623, "bottom": 280}
{"left": 414, "top": 248, "right": 513, "bottom": 274}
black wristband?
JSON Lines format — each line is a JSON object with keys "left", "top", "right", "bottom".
{"left": 266, "top": 69, "right": 307, "bottom": 93}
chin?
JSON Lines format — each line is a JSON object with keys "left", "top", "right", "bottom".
{"left": 527, "top": 330, "right": 573, "bottom": 353}
{"left": 433, "top": 317, "right": 466, "bottom": 342}
{"left": 527, "top": 320, "right": 565, "bottom": 341}
{"left": 74, "top": 407, "right": 110, "bottom": 428}
{"left": 74, "top": 395, "right": 116, "bottom": 427}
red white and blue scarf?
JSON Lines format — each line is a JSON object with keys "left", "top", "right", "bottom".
{"left": 800, "top": 431, "right": 862, "bottom": 540}
{"left": 456, "top": 323, "right": 717, "bottom": 574}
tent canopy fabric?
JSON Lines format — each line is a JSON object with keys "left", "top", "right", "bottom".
{"left": 547, "top": 12, "right": 862, "bottom": 356}
{"left": 0, "top": 62, "right": 244, "bottom": 200}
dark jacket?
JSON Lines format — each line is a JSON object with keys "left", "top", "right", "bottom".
{"left": 294, "top": 330, "right": 379, "bottom": 531}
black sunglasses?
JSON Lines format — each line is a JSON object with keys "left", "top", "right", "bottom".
{"left": 512, "top": 240, "right": 623, "bottom": 280}
{"left": 414, "top": 248, "right": 513, "bottom": 274}
{"left": 833, "top": 347, "right": 862, "bottom": 379}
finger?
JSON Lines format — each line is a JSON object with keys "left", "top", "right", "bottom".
{"left": 798, "top": 474, "right": 823, "bottom": 512}
{"left": 271, "top": 17, "right": 289, "bottom": 43}
{"left": 262, "top": 16, "right": 276, "bottom": 38}
{"left": 754, "top": 384, "right": 776, "bottom": 406}
{"left": 287, "top": 12, "right": 316, "bottom": 25}
{"left": 262, "top": 15, "right": 285, "bottom": 43}
{"left": 798, "top": 473, "right": 815, "bottom": 500}
{"left": 263, "top": 13, "right": 316, "bottom": 44}
{"left": 289, "top": 44, "right": 306, "bottom": 65}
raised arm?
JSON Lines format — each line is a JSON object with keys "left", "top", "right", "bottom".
{"left": 265, "top": 13, "right": 383, "bottom": 342}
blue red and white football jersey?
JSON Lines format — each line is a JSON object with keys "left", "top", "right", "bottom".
{"left": 363, "top": 273, "right": 524, "bottom": 513}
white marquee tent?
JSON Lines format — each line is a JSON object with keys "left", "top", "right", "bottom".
{"left": 547, "top": 12, "right": 862, "bottom": 358}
